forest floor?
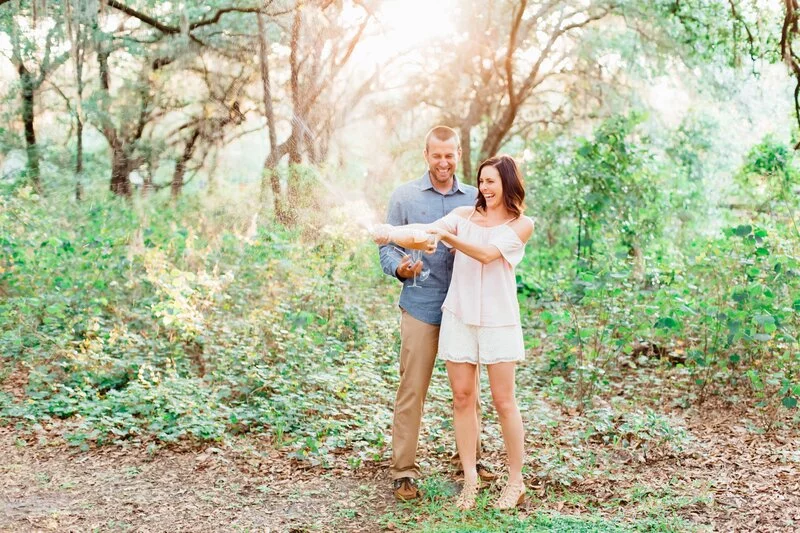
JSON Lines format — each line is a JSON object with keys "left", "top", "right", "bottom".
{"left": 2, "top": 399, "right": 799, "bottom": 532}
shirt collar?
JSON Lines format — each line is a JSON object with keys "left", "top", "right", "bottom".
{"left": 421, "top": 171, "right": 468, "bottom": 195}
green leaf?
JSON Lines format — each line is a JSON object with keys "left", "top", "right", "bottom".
{"left": 753, "top": 314, "right": 774, "bottom": 325}
{"left": 732, "top": 291, "right": 748, "bottom": 303}
{"left": 755, "top": 247, "right": 769, "bottom": 257}
{"left": 782, "top": 396, "right": 798, "bottom": 409}
{"left": 654, "top": 316, "right": 679, "bottom": 329}
{"left": 733, "top": 224, "right": 752, "bottom": 236}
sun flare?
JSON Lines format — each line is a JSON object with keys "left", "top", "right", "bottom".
{"left": 364, "top": 0, "right": 459, "bottom": 63}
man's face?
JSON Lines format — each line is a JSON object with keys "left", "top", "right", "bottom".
{"left": 424, "top": 137, "right": 460, "bottom": 187}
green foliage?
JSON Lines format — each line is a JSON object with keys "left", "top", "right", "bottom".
{"left": 516, "top": 215, "right": 800, "bottom": 423}
{"left": 0, "top": 188, "right": 399, "bottom": 458}
{"left": 641, "top": 0, "right": 782, "bottom": 68}
{"left": 525, "top": 113, "right": 672, "bottom": 274}
{"left": 734, "top": 134, "right": 800, "bottom": 206}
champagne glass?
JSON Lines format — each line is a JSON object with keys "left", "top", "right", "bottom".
{"left": 409, "top": 249, "right": 422, "bottom": 287}
{"left": 391, "top": 245, "right": 430, "bottom": 288}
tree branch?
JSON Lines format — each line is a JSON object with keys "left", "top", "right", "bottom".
{"left": 106, "top": 0, "right": 180, "bottom": 34}
{"left": 505, "top": 0, "right": 527, "bottom": 107}
{"left": 726, "top": 0, "right": 758, "bottom": 66}
{"left": 106, "top": 1, "right": 295, "bottom": 36}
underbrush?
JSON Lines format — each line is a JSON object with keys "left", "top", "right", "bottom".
{"left": 0, "top": 188, "right": 398, "bottom": 460}
{"left": 517, "top": 217, "right": 800, "bottom": 429}
{"left": 0, "top": 184, "right": 798, "bottom": 467}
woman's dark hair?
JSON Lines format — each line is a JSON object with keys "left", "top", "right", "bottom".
{"left": 475, "top": 154, "right": 525, "bottom": 219}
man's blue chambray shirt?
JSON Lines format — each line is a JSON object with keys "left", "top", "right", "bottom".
{"left": 379, "top": 171, "right": 478, "bottom": 325}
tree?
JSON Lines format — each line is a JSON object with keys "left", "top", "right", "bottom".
{"left": 408, "top": 0, "right": 773, "bottom": 183}
{"left": 166, "top": 58, "right": 249, "bottom": 198}
{"left": 258, "top": 0, "right": 372, "bottom": 223}
{"left": 1, "top": 1, "right": 70, "bottom": 192}
{"left": 80, "top": 0, "right": 291, "bottom": 197}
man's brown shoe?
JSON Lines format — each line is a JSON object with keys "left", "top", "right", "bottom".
{"left": 453, "top": 462, "right": 497, "bottom": 482}
{"left": 477, "top": 463, "right": 497, "bottom": 482}
{"left": 393, "top": 477, "right": 420, "bottom": 501}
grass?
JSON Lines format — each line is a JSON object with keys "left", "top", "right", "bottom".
{"left": 377, "top": 474, "right": 708, "bottom": 533}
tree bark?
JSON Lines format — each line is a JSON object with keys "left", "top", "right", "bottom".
{"left": 172, "top": 129, "right": 200, "bottom": 198}
{"left": 460, "top": 125, "right": 472, "bottom": 184}
{"left": 284, "top": 5, "right": 304, "bottom": 224}
{"left": 479, "top": 102, "right": 521, "bottom": 161}
{"left": 71, "top": 12, "right": 87, "bottom": 201}
{"left": 257, "top": 10, "right": 286, "bottom": 221}
{"left": 110, "top": 146, "right": 133, "bottom": 197}
{"left": 75, "top": 115, "right": 84, "bottom": 201}
{"left": 288, "top": 4, "right": 302, "bottom": 168}
{"left": 18, "top": 62, "right": 41, "bottom": 192}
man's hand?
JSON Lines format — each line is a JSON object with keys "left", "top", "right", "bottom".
{"left": 395, "top": 254, "right": 424, "bottom": 279}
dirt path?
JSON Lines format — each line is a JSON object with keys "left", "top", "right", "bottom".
{"left": 568, "top": 408, "right": 800, "bottom": 531}
{"left": 0, "top": 428, "right": 392, "bottom": 532}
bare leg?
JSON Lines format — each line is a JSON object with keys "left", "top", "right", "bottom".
{"left": 486, "top": 362, "right": 524, "bottom": 484}
{"left": 446, "top": 361, "right": 479, "bottom": 484}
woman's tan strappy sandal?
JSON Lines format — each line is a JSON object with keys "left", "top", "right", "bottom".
{"left": 455, "top": 478, "right": 481, "bottom": 511}
{"left": 493, "top": 480, "right": 526, "bottom": 509}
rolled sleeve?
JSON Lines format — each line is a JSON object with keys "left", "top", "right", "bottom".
{"left": 437, "top": 212, "right": 461, "bottom": 234}
{"left": 434, "top": 212, "right": 461, "bottom": 249}
{"left": 380, "top": 245, "right": 404, "bottom": 280}
{"left": 489, "top": 227, "right": 525, "bottom": 267}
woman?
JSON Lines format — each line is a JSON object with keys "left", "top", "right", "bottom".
{"left": 373, "top": 154, "right": 533, "bottom": 510}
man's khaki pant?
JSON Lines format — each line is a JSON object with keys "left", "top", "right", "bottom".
{"left": 391, "top": 310, "right": 480, "bottom": 480}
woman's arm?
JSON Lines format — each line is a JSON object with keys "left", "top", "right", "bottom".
{"left": 428, "top": 217, "right": 534, "bottom": 265}
{"left": 372, "top": 207, "right": 471, "bottom": 252}
{"left": 372, "top": 223, "right": 437, "bottom": 252}
{"left": 428, "top": 227, "right": 501, "bottom": 264}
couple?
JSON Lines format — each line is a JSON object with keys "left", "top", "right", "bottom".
{"left": 374, "top": 126, "right": 534, "bottom": 510}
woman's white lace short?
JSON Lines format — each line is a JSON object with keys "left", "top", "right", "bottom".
{"left": 438, "top": 308, "right": 525, "bottom": 365}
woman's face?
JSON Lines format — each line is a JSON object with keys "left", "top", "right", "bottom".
{"left": 478, "top": 165, "right": 503, "bottom": 209}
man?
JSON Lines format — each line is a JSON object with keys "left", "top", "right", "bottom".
{"left": 379, "top": 126, "right": 494, "bottom": 501}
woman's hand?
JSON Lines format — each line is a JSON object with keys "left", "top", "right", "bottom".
{"left": 426, "top": 227, "right": 450, "bottom": 246}
{"left": 371, "top": 224, "right": 392, "bottom": 245}
{"left": 372, "top": 225, "right": 437, "bottom": 253}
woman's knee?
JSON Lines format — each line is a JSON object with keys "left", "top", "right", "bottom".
{"left": 452, "top": 387, "right": 476, "bottom": 411}
{"left": 492, "top": 395, "right": 518, "bottom": 417}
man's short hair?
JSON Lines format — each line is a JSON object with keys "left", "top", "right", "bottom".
{"left": 425, "top": 126, "right": 460, "bottom": 152}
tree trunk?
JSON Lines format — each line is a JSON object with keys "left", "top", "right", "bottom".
{"left": 630, "top": 242, "right": 645, "bottom": 282}
{"left": 460, "top": 125, "right": 472, "bottom": 184}
{"left": 110, "top": 146, "right": 132, "bottom": 197}
{"left": 479, "top": 103, "right": 519, "bottom": 162}
{"left": 18, "top": 63, "right": 41, "bottom": 193}
{"left": 72, "top": 22, "right": 86, "bottom": 202}
{"left": 257, "top": 10, "right": 287, "bottom": 222}
{"left": 98, "top": 50, "right": 110, "bottom": 92}
{"left": 75, "top": 115, "right": 83, "bottom": 201}
{"left": 172, "top": 129, "right": 200, "bottom": 199}
{"left": 284, "top": 5, "right": 303, "bottom": 224}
